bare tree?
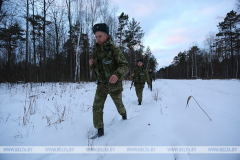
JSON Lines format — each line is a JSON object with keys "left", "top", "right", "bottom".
{"left": 0, "top": 0, "right": 9, "bottom": 22}
{"left": 236, "top": 0, "right": 240, "bottom": 12}
{"left": 48, "top": 0, "right": 64, "bottom": 81}
{"left": 42, "top": 0, "right": 54, "bottom": 82}
{"left": 26, "top": 0, "right": 29, "bottom": 82}
{"left": 87, "top": 0, "right": 101, "bottom": 80}
{"left": 99, "top": 0, "right": 110, "bottom": 23}
{"left": 204, "top": 32, "right": 216, "bottom": 78}
{"left": 29, "top": 0, "right": 37, "bottom": 82}
{"left": 189, "top": 42, "right": 199, "bottom": 78}
{"left": 74, "top": 0, "right": 84, "bottom": 82}
{"left": 65, "top": 0, "right": 74, "bottom": 81}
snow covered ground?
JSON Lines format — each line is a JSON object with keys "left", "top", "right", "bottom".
{"left": 0, "top": 79, "right": 240, "bottom": 160}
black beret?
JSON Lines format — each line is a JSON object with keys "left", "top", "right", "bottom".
{"left": 149, "top": 67, "right": 152, "bottom": 69}
{"left": 136, "top": 59, "right": 143, "bottom": 63}
{"left": 92, "top": 23, "right": 109, "bottom": 35}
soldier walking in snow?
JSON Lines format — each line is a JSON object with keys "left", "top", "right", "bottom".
{"left": 89, "top": 23, "right": 129, "bottom": 138}
{"left": 148, "top": 67, "right": 155, "bottom": 91}
{"left": 131, "top": 59, "right": 150, "bottom": 105}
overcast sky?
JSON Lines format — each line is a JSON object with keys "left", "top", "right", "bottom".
{"left": 112, "top": 0, "right": 237, "bottom": 69}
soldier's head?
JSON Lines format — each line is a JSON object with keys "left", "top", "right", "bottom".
{"left": 149, "top": 67, "right": 152, "bottom": 72}
{"left": 137, "top": 59, "right": 143, "bottom": 67}
{"left": 92, "top": 23, "right": 109, "bottom": 45}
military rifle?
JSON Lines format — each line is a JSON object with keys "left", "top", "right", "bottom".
{"left": 130, "top": 80, "right": 134, "bottom": 90}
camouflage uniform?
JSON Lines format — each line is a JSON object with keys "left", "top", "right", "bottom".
{"left": 90, "top": 38, "right": 129, "bottom": 129}
{"left": 148, "top": 71, "right": 155, "bottom": 91}
{"left": 132, "top": 66, "right": 150, "bottom": 103}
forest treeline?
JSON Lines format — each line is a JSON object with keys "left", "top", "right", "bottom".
{"left": 0, "top": 0, "right": 239, "bottom": 83}
{"left": 0, "top": 0, "right": 157, "bottom": 83}
{"left": 157, "top": 9, "right": 240, "bottom": 79}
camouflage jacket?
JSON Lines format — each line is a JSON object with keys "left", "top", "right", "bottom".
{"left": 133, "top": 66, "right": 150, "bottom": 84}
{"left": 90, "top": 38, "right": 129, "bottom": 83}
{"left": 148, "top": 71, "right": 155, "bottom": 81}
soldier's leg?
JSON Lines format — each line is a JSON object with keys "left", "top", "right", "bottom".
{"left": 92, "top": 84, "right": 108, "bottom": 129}
{"left": 150, "top": 80, "right": 152, "bottom": 91}
{"left": 135, "top": 84, "right": 144, "bottom": 102}
{"left": 134, "top": 84, "right": 140, "bottom": 102}
{"left": 110, "top": 91, "right": 126, "bottom": 116}
{"left": 139, "top": 84, "right": 144, "bottom": 102}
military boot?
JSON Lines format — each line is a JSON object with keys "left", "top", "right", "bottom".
{"left": 98, "top": 128, "right": 104, "bottom": 137}
{"left": 138, "top": 102, "right": 141, "bottom": 105}
{"left": 90, "top": 127, "right": 104, "bottom": 139}
{"left": 122, "top": 113, "right": 127, "bottom": 120}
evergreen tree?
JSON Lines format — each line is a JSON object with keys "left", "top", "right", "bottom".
{"left": 217, "top": 10, "right": 240, "bottom": 77}
{"left": 28, "top": 14, "right": 51, "bottom": 82}
{"left": 123, "top": 18, "right": 144, "bottom": 72}
{"left": 0, "top": 22, "right": 25, "bottom": 82}
{"left": 116, "top": 12, "right": 128, "bottom": 50}
{"left": 143, "top": 46, "right": 152, "bottom": 68}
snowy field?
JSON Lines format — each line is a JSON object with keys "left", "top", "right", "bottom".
{"left": 0, "top": 79, "right": 240, "bottom": 160}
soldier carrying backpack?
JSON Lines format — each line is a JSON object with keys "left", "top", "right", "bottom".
{"left": 89, "top": 23, "right": 129, "bottom": 139}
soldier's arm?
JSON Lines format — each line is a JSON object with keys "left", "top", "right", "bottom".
{"left": 89, "top": 52, "right": 97, "bottom": 79}
{"left": 131, "top": 68, "right": 135, "bottom": 77}
{"left": 89, "top": 53, "right": 94, "bottom": 69}
{"left": 113, "top": 47, "right": 129, "bottom": 80}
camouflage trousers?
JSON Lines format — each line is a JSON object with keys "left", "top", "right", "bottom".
{"left": 149, "top": 80, "right": 153, "bottom": 91}
{"left": 92, "top": 82, "right": 126, "bottom": 129}
{"left": 134, "top": 83, "right": 145, "bottom": 102}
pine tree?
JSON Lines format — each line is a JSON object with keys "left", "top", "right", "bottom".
{"left": 123, "top": 18, "right": 144, "bottom": 72}
{"left": 116, "top": 12, "right": 128, "bottom": 49}
{"left": 217, "top": 10, "right": 240, "bottom": 77}
{"left": 144, "top": 46, "right": 152, "bottom": 68}
{"left": 0, "top": 22, "right": 25, "bottom": 82}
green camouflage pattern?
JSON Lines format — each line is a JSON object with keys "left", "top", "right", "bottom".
{"left": 92, "top": 83, "right": 126, "bottom": 129}
{"left": 91, "top": 38, "right": 129, "bottom": 83}
{"left": 91, "top": 38, "right": 129, "bottom": 129}
{"left": 134, "top": 83, "right": 145, "bottom": 102}
{"left": 148, "top": 71, "right": 155, "bottom": 90}
{"left": 133, "top": 66, "right": 150, "bottom": 102}
{"left": 133, "top": 66, "right": 150, "bottom": 84}
{"left": 148, "top": 71, "right": 155, "bottom": 81}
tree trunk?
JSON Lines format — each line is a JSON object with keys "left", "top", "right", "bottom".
{"left": 53, "top": 9, "right": 60, "bottom": 81}
{"left": 191, "top": 52, "right": 194, "bottom": 78}
{"left": 230, "top": 23, "right": 234, "bottom": 77}
{"left": 7, "top": 38, "right": 12, "bottom": 82}
{"left": 75, "top": 27, "right": 81, "bottom": 82}
{"left": 195, "top": 50, "right": 197, "bottom": 78}
{"left": 32, "top": 0, "right": 36, "bottom": 82}
{"left": 66, "top": 0, "right": 73, "bottom": 81}
{"left": 43, "top": 0, "right": 46, "bottom": 82}
{"left": 26, "top": 0, "right": 29, "bottom": 82}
